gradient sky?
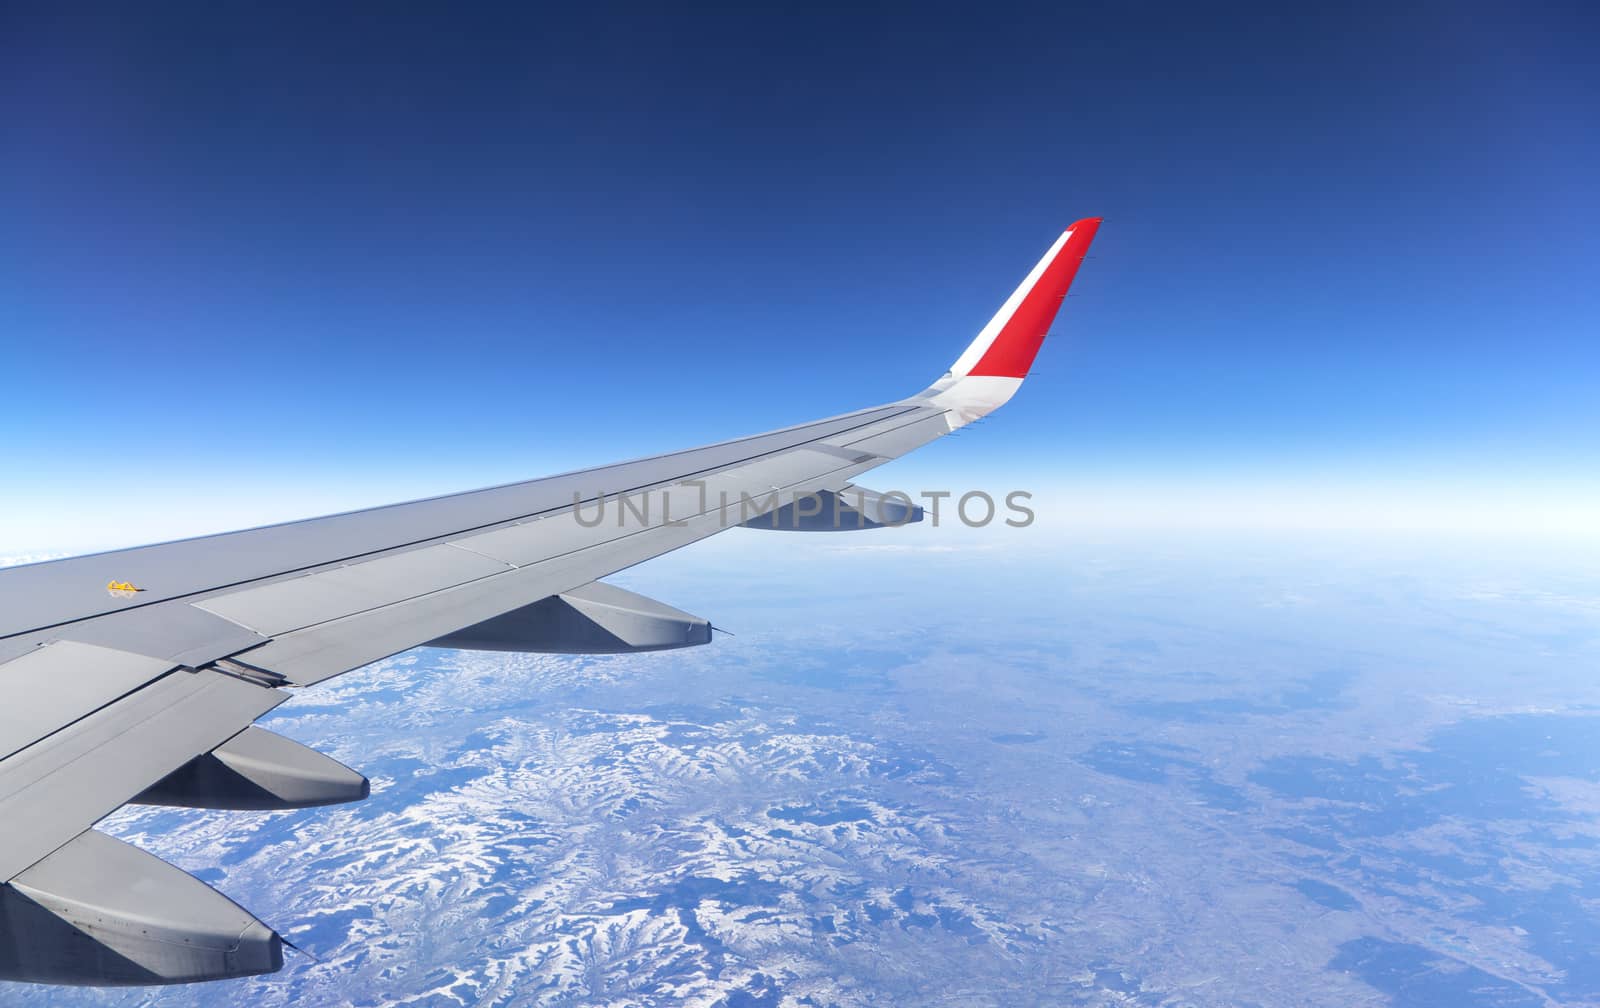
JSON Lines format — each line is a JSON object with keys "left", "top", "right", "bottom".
{"left": 3, "top": 3, "right": 1597, "bottom": 554}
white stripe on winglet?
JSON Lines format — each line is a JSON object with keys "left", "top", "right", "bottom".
{"left": 946, "top": 228, "right": 1074, "bottom": 379}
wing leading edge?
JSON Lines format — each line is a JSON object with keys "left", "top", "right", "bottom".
{"left": 0, "top": 220, "right": 1101, "bottom": 986}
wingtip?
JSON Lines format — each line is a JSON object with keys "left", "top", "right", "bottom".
{"left": 954, "top": 220, "right": 1101, "bottom": 380}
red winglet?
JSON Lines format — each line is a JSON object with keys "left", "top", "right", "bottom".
{"left": 967, "top": 217, "right": 1101, "bottom": 378}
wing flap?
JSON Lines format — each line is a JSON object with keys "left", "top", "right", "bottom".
{"left": 0, "top": 643, "right": 175, "bottom": 762}
{"left": 829, "top": 412, "right": 954, "bottom": 458}
{"left": 48, "top": 602, "right": 268, "bottom": 669}
{"left": 0, "top": 669, "right": 285, "bottom": 882}
{"left": 194, "top": 543, "right": 514, "bottom": 637}
{"left": 235, "top": 445, "right": 882, "bottom": 686}
{"left": 233, "top": 513, "right": 725, "bottom": 686}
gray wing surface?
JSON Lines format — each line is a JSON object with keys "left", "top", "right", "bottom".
{"left": 0, "top": 218, "right": 1099, "bottom": 987}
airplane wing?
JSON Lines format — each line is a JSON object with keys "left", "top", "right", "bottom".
{"left": 0, "top": 219, "right": 1100, "bottom": 987}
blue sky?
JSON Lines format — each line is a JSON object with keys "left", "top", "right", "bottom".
{"left": 3, "top": 3, "right": 1597, "bottom": 553}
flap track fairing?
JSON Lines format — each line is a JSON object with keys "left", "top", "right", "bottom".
{"left": 0, "top": 830, "right": 281, "bottom": 986}
{"left": 133, "top": 725, "right": 368, "bottom": 811}
{"left": 424, "top": 580, "right": 711, "bottom": 654}
{"left": 739, "top": 484, "right": 924, "bottom": 531}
